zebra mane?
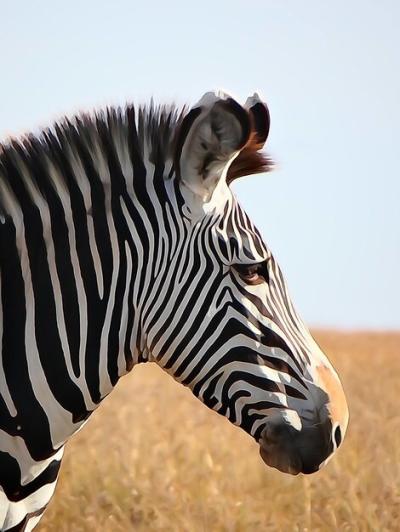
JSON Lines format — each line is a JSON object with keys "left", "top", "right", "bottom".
{"left": 0, "top": 102, "right": 272, "bottom": 190}
{"left": 0, "top": 103, "right": 185, "bottom": 176}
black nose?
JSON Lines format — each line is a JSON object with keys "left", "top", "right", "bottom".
{"left": 301, "top": 462, "right": 320, "bottom": 474}
{"left": 296, "top": 424, "right": 334, "bottom": 474}
{"left": 260, "top": 420, "right": 334, "bottom": 475}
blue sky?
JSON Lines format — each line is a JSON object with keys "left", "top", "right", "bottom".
{"left": 1, "top": 1, "right": 399, "bottom": 329}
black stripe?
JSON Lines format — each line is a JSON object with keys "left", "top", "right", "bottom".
{"left": 0, "top": 451, "right": 61, "bottom": 502}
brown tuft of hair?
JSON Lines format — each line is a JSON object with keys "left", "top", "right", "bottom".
{"left": 226, "top": 133, "right": 273, "bottom": 184}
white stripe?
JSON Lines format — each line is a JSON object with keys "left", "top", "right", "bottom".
{"left": 117, "top": 241, "right": 133, "bottom": 376}
{"left": 0, "top": 183, "right": 73, "bottom": 448}
{"left": 0, "top": 277, "right": 18, "bottom": 417}
{"left": 67, "top": 145, "right": 105, "bottom": 300}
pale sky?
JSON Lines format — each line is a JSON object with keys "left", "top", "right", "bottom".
{"left": 1, "top": 1, "right": 399, "bottom": 329}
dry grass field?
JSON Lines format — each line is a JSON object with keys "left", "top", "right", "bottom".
{"left": 39, "top": 332, "right": 400, "bottom": 532}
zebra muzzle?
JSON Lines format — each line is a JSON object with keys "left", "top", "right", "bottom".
{"left": 259, "top": 412, "right": 333, "bottom": 475}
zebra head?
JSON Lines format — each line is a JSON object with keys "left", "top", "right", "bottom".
{"left": 144, "top": 90, "right": 348, "bottom": 475}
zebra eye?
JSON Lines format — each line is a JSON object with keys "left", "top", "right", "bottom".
{"left": 233, "top": 262, "right": 269, "bottom": 285}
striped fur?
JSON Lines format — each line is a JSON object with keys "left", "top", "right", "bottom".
{"left": 0, "top": 91, "right": 348, "bottom": 530}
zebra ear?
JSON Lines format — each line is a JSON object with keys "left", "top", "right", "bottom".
{"left": 244, "top": 93, "right": 270, "bottom": 147}
{"left": 175, "top": 91, "right": 251, "bottom": 200}
{"left": 226, "top": 93, "right": 273, "bottom": 183}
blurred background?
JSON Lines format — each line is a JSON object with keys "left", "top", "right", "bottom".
{"left": 1, "top": 0, "right": 399, "bottom": 330}
{"left": 1, "top": 3, "right": 399, "bottom": 531}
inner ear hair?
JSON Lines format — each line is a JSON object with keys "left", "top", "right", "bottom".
{"left": 212, "top": 98, "right": 252, "bottom": 152}
{"left": 195, "top": 102, "right": 248, "bottom": 181}
{"left": 226, "top": 132, "right": 274, "bottom": 183}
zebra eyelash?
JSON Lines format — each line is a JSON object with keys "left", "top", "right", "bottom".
{"left": 232, "top": 261, "right": 270, "bottom": 285}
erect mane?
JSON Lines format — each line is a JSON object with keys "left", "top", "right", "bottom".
{"left": 0, "top": 103, "right": 186, "bottom": 175}
{"left": 0, "top": 101, "right": 272, "bottom": 189}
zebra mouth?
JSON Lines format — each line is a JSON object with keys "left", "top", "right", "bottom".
{"left": 259, "top": 442, "right": 302, "bottom": 475}
{"left": 258, "top": 418, "right": 304, "bottom": 475}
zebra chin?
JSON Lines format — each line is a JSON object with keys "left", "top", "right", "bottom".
{"left": 257, "top": 410, "right": 336, "bottom": 476}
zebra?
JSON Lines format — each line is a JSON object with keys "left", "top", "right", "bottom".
{"left": 0, "top": 90, "right": 349, "bottom": 531}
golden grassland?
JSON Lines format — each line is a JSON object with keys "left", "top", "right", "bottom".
{"left": 39, "top": 332, "right": 400, "bottom": 531}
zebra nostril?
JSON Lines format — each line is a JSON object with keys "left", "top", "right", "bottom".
{"left": 334, "top": 426, "right": 342, "bottom": 447}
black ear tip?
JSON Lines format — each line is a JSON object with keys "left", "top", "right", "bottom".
{"left": 249, "top": 102, "right": 270, "bottom": 145}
